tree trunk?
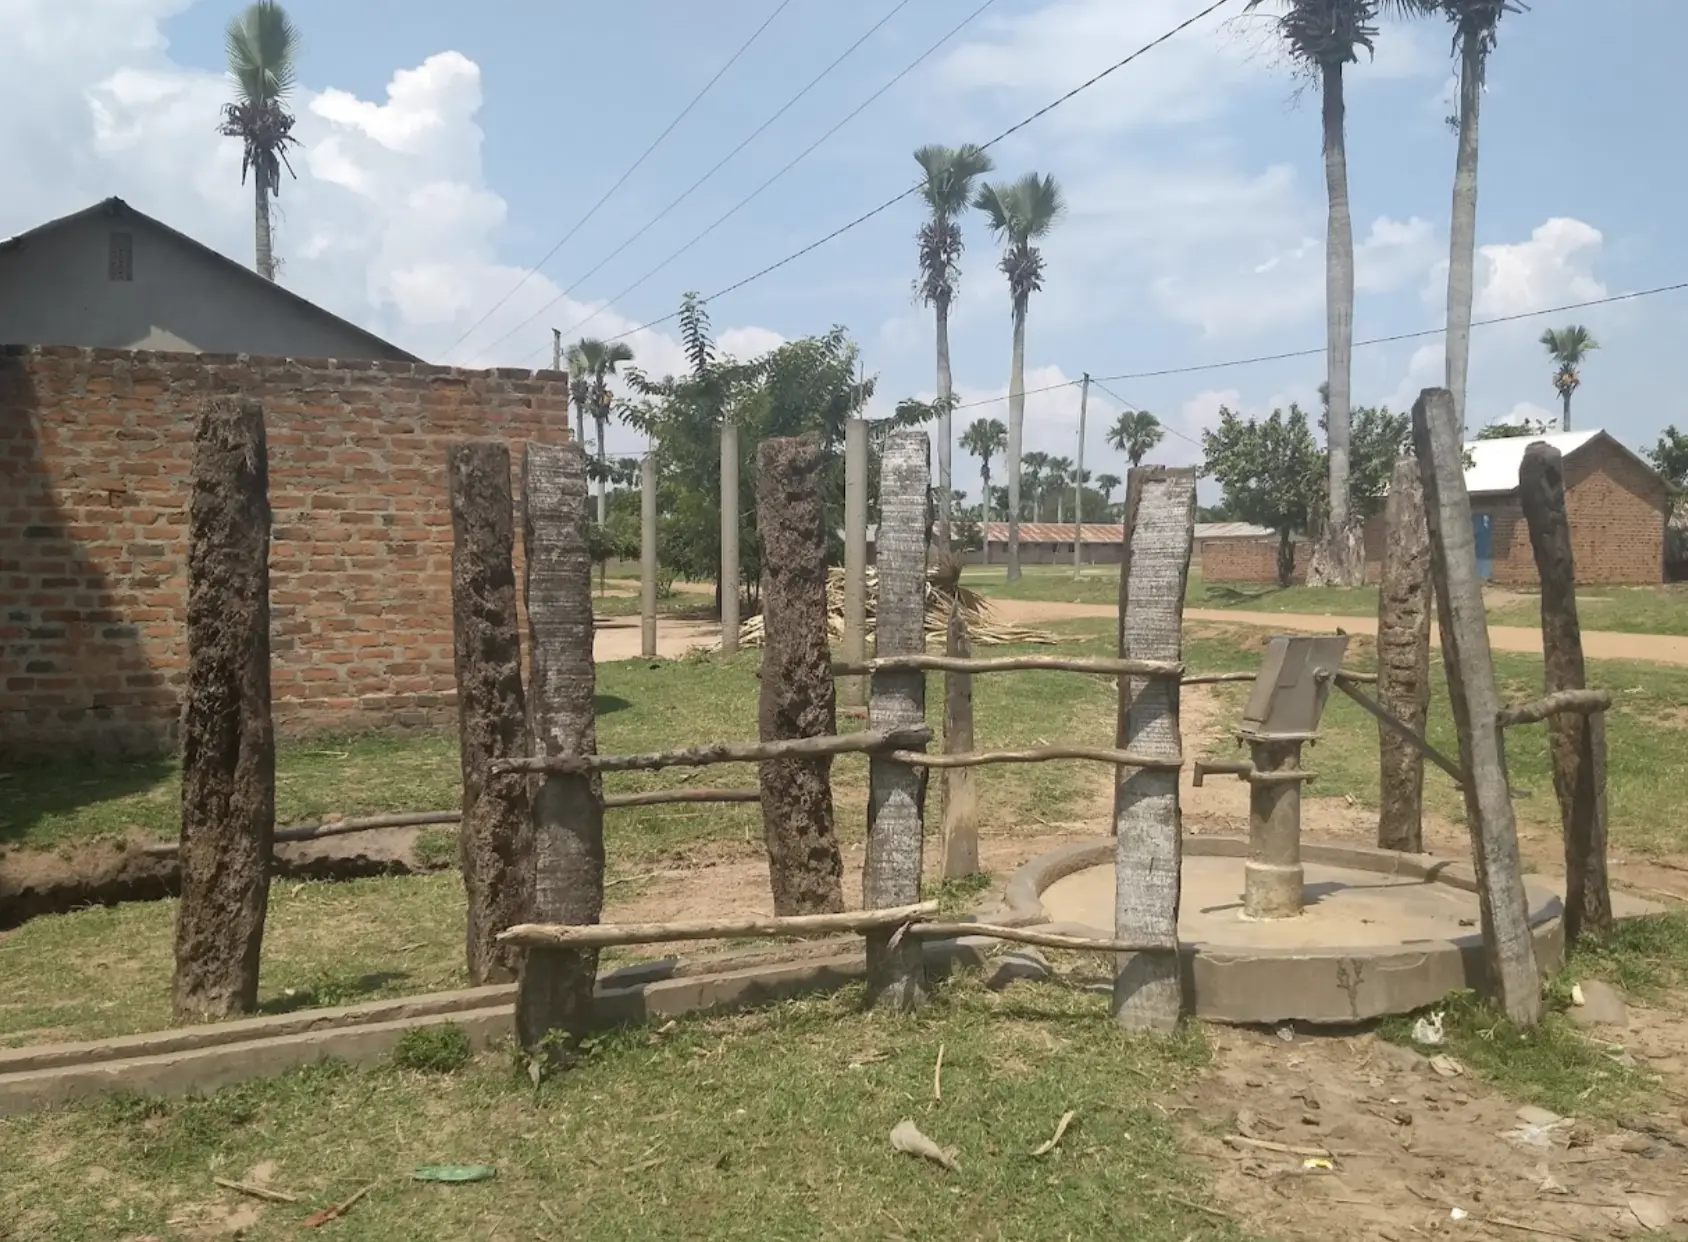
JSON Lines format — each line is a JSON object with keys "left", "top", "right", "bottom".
{"left": 1518, "top": 444, "right": 1611, "bottom": 945}
{"left": 1276, "top": 529, "right": 1295, "bottom": 588}
{"left": 1376, "top": 457, "right": 1432, "bottom": 853}
{"left": 1006, "top": 306, "right": 1027, "bottom": 581}
{"left": 595, "top": 415, "right": 609, "bottom": 526}
{"left": 1445, "top": 35, "right": 1484, "bottom": 431}
{"left": 1112, "top": 466, "right": 1196, "bottom": 1033}
{"left": 517, "top": 442, "right": 606, "bottom": 1065}
{"left": 448, "top": 442, "right": 534, "bottom": 986}
{"left": 1561, "top": 387, "right": 1572, "bottom": 433}
{"left": 864, "top": 431, "right": 930, "bottom": 1010}
{"left": 1412, "top": 388, "right": 1541, "bottom": 1027}
{"left": 720, "top": 420, "right": 740, "bottom": 655}
{"left": 941, "top": 595, "right": 979, "bottom": 878}
{"left": 756, "top": 434, "right": 846, "bottom": 915}
{"left": 253, "top": 179, "right": 275, "bottom": 283}
{"left": 173, "top": 396, "right": 274, "bottom": 1021}
{"left": 1310, "top": 59, "right": 1363, "bottom": 588}
{"left": 980, "top": 463, "right": 992, "bottom": 565}
{"left": 936, "top": 297, "right": 954, "bottom": 552}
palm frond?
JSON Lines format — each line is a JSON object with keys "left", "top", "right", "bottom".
{"left": 225, "top": 1, "right": 300, "bottom": 104}
{"left": 914, "top": 143, "right": 995, "bottom": 218}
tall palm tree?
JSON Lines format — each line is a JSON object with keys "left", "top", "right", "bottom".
{"left": 1107, "top": 409, "right": 1165, "bottom": 467}
{"left": 1443, "top": 0, "right": 1523, "bottom": 431}
{"left": 567, "top": 337, "right": 636, "bottom": 523}
{"left": 218, "top": 1, "right": 302, "bottom": 283}
{"left": 1021, "top": 450, "right": 1051, "bottom": 521}
{"left": 567, "top": 367, "right": 591, "bottom": 446}
{"left": 1095, "top": 472, "right": 1123, "bottom": 514}
{"left": 961, "top": 417, "right": 1007, "bottom": 564}
{"left": 914, "top": 143, "right": 995, "bottom": 551}
{"left": 1247, "top": 0, "right": 1437, "bottom": 585}
{"left": 975, "top": 172, "right": 1064, "bottom": 580}
{"left": 1539, "top": 327, "right": 1596, "bottom": 432}
{"left": 1048, "top": 455, "right": 1075, "bottom": 522}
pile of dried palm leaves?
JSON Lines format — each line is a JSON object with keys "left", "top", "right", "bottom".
{"left": 720, "top": 567, "right": 1058, "bottom": 651}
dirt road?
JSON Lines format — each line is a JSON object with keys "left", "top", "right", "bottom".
{"left": 593, "top": 615, "right": 719, "bottom": 662}
{"left": 982, "top": 597, "right": 1688, "bottom": 666}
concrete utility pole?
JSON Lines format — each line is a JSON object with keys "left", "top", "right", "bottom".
{"left": 720, "top": 419, "right": 740, "bottom": 656}
{"left": 1074, "top": 372, "right": 1090, "bottom": 576}
{"left": 842, "top": 417, "right": 869, "bottom": 707}
{"left": 552, "top": 328, "right": 562, "bottom": 373}
{"left": 641, "top": 449, "right": 657, "bottom": 659}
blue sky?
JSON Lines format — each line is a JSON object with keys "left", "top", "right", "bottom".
{"left": 6, "top": 0, "right": 1685, "bottom": 498}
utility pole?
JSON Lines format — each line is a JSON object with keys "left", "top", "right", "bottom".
{"left": 720, "top": 416, "right": 740, "bottom": 656}
{"left": 552, "top": 328, "right": 561, "bottom": 373}
{"left": 1074, "top": 373, "right": 1090, "bottom": 576}
{"left": 641, "top": 448, "right": 658, "bottom": 659}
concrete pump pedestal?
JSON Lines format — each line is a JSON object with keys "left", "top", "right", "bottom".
{"left": 1002, "top": 837, "right": 1573, "bottom": 1026}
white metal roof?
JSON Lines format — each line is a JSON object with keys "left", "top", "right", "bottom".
{"left": 1194, "top": 521, "right": 1277, "bottom": 541}
{"left": 1462, "top": 429, "right": 1600, "bottom": 494}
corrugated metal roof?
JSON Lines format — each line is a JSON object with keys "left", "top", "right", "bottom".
{"left": 980, "top": 522, "right": 1121, "bottom": 544}
{"left": 1195, "top": 521, "right": 1277, "bottom": 540}
{"left": 1463, "top": 429, "right": 1600, "bottom": 494}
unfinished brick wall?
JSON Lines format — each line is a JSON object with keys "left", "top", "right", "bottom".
{"left": 1, "top": 345, "right": 569, "bottom": 758}
{"left": 1199, "top": 536, "right": 1306, "bottom": 585}
{"left": 1483, "top": 439, "right": 1669, "bottom": 587}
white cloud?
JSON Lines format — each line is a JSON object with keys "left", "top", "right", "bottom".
{"left": 1474, "top": 217, "right": 1607, "bottom": 317}
{"left": 0, "top": 1, "right": 780, "bottom": 381}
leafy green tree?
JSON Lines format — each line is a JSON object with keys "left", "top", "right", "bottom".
{"left": 1202, "top": 404, "right": 1324, "bottom": 586}
{"left": 1476, "top": 416, "right": 1553, "bottom": 441}
{"left": 975, "top": 172, "right": 1064, "bottom": 579}
{"left": 219, "top": 1, "right": 302, "bottom": 282}
{"left": 1539, "top": 325, "right": 1598, "bottom": 431}
{"left": 1648, "top": 426, "right": 1688, "bottom": 487}
{"left": 1247, "top": 0, "right": 1437, "bottom": 585}
{"left": 914, "top": 143, "right": 994, "bottom": 547}
{"left": 1107, "top": 409, "right": 1164, "bottom": 467}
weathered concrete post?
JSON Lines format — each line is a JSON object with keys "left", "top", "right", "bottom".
{"left": 1241, "top": 740, "right": 1305, "bottom": 919}
{"left": 841, "top": 417, "right": 869, "bottom": 708}
{"left": 1519, "top": 442, "right": 1612, "bottom": 945}
{"left": 517, "top": 442, "right": 606, "bottom": 1064}
{"left": 640, "top": 449, "right": 658, "bottom": 659}
{"left": 720, "top": 420, "right": 740, "bottom": 656}
{"left": 756, "top": 434, "right": 846, "bottom": 915}
{"left": 1113, "top": 466, "right": 1196, "bottom": 1033}
{"left": 1412, "top": 387, "right": 1542, "bottom": 1027}
{"left": 1377, "top": 456, "right": 1432, "bottom": 853}
{"left": 864, "top": 430, "right": 930, "bottom": 1010}
{"left": 173, "top": 396, "right": 276, "bottom": 1021}
{"left": 448, "top": 442, "right": 534, "bottom": 986}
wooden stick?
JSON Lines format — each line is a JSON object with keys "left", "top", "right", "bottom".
{"left": 906, "top": 922, "right": 1164, "bottom": 954}
{"left": 1496, "top": 689, "right": 1612, "bottom": 728}
{"left": 303, "top": 1183, "right": 374, "bottom": 1229}
{"left": 933, "top": 1043, "right": 944, "bottom": 1101}
{"left": 214, "top": 1178, "right": 299, "bottom": 1204}
{"left": 496, "top": 901, "right": 940, "bottom": 948}
{"left": 890, "top": 746, "right": 1183, "bottom": 771}
{"left": 490, "top": 726, "right": 933, "bottom": 776}
{"left": 142, "top": 810, "right": 462, "bottom": 856}
{"left": 603, "top": 787, "right": 761, "bottom": 808}
{"left": 1223, "top": 1134, "right": 1334, "bottom": 1158}
{"left": 832, "top": 654, "right": 1183, "bottom": 678}
{"left": 1328, "top": 673, "right": 1466, "bottom": 785}
{"left": 1180, "top": 670, "right": 1376, "bottom": 686}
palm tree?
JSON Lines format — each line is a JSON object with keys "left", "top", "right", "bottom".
{"left": 914, "top": 144, "right": 995, "bottom": 551}
{"left": 1095, "top": 472, "right": 1123, "bottom": 515}
{"left": 961, "top": 417, "right": 1007, "bottom": 564}
{"left": 1107, "top": 409, "right": 1165, "bottom": 467}
{"left": 1247, "top": 0, "right": 1437, "bottom": 586}
{"left": 1539, "top": 324, "right": 1597, "bottom": 432}
{"left": 1021, "top": 450, "right": 1051, "bottom": 521}
{"left": 219, "top": 1, "right": 302, "bottom": 283}
{"left": 975, "top": 172, "right": 1065, "bottom": 581}
{"left": 1443, "top": 0, "right": 1523, "bottom": 431}
{"left": 567, "top": 337, "right": 636, "bottom": 523}
{"left": 567, "top": 368, "right": 591, "bottom": 447}
{"left": 1048, "top": 455, "right": 1075, "bottom": 522}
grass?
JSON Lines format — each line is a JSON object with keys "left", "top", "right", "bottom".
{"left": 1487, "top": 583, "right": 1688, "bottom": 637}
{"left": 0, "top": 979, "right": 1255, "bottom": 1242}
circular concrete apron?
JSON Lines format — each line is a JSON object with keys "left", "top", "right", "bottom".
{"left": 1001, "top": 837, "right": 1565, "bottom": 1025}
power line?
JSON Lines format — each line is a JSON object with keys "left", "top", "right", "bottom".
{"left": 1090, "top": 379, "right": 1204, "bottom": 448}
{"left": 444, "top": 0, "right": 795, "bottom": 361}
{"left": 540, "top": 0, "right": 1238, "bottom": 359}
{"left": 466, "top": 0, "right": 924, "bottom": 367}
{"left": 528, "top": 0, "right": 1003, "bottom": 361}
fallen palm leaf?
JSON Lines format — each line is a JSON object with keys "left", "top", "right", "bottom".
{"left": 890, "top": 1119, "right": 959, "bottom": 1172}
{"left": 1031, "top": 1110, "right": 1076, "bottom": 1157}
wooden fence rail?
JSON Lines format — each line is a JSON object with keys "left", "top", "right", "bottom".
{"left": 490, "top": 726, "right": 933, "bottom": 777}
{"left": 891, "top": 746, "right": 1184, "bottom": 771}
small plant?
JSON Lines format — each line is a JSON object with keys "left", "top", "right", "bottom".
{"left": 392, "top": 1023, "right": 473, "bottom": 1074}
{"left": 413, "top": 825, "right": 458, "bottom": 869}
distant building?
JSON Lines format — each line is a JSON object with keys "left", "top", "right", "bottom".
{"left": 0, "top": 197, "right": 416, "bottom": 361}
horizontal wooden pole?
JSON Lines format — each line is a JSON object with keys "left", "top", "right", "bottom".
{"left": 140, "top": 810, "right": 461, "bottom": 856}
{"left": 496, "top": 901, "right": 940, "bottom": 948}
{"left": 490, "top": 725, "right": 933, "bottom": 776}
{"left": 603, "top": 787, "right": 762, "bottom": 808}
{"left": 830, "top": 654, "right": 1183, "bottom": 678}
{"left": 907, "top": 922, "right": 1164, "bottom": 954}
{"left": 889, "top": 746, "right": 1183, "bottom": 771}
{"left": 1497, "top": 688, "right": 1613, "bottom": 729}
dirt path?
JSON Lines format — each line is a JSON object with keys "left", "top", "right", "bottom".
{"left": 984, "top": 597, "right": 1688, "bottom": 666}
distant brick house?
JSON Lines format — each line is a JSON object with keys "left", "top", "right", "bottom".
{"left": 1199, "top": 429, "right": 1673, "bottom": 587}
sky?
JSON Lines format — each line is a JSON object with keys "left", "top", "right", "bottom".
{"left": 4, "top": 0, "right": 1685, "bottom": 506}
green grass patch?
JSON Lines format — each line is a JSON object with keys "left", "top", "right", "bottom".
{"left": 1566, "top": 911, "right": 1688, "bottom": 1001}
{"left": 0, "top": 981, "right": 1251, "bottom": 1242}
{"left": 391, "top": 1023, "right": 474, "bottom": 1074}
{"left": 1487, "top": 584, "right": 1688, "bottom": 637}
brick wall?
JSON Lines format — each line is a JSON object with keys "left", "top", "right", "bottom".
{"left": 1199, "top": 535, "right": 1306, "bottom": 585}
{"left": 1, "top": 345, "right": 570, "bottom": 758}
{"left": 1484, "top": 438, "right": 1669, "bottom": 586}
